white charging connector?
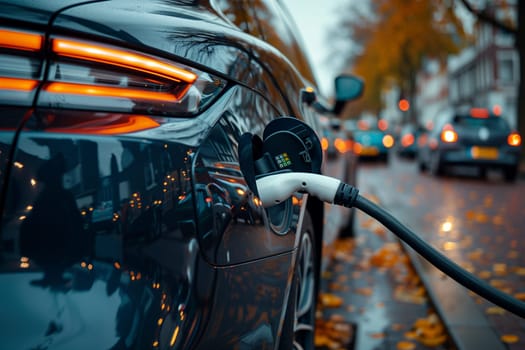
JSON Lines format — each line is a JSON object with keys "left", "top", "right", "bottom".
{"left": 255, "top": 172, "right": 342, "bottom": 207}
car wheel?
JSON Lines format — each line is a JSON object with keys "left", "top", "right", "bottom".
{"left": 279, "top": 212, "right": 317, "bottom": 350}
{"left": 479, "top": 167, "right": 487, "bottom": 180}
{"left": 503, "top": 167, "right": 518, "bottom": 183}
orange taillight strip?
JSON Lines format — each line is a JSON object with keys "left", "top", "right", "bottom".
{"left": 44, "top": 82, "right": 188, "bottom": 102}
{"left": 0, "top": 77, "right": 39, "bottom": 91}
{"left": 47, "top": 115, "right": 160, "bottom": 135}
{"left": 52, "top": 39, "right": 197, "bottom": 83}
{"left": 0, "top": 29, "right": 43, "bottom": 51}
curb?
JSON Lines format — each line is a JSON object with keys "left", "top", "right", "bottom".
{"left": 400, "top": 242, "right": 506, "bottom": 350}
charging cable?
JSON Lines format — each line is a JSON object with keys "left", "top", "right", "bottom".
{"left": 256, "top": 172, "right": 525, "bottom": 318}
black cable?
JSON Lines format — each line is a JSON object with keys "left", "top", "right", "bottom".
{"left": 353, "top": 193, "right": 525, "bottom": 318}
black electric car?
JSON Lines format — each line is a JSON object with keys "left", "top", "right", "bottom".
{"left": 0, "top": 1, "right": 362, "bottom": 349}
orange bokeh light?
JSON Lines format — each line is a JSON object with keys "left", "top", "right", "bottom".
{"left": 398, "top": 99, "right": 410, "bottom": 112}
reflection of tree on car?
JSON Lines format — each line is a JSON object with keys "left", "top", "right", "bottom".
{"left": 20, "top": 153, "right": 90, "bottom": 288}
{"left": 206, "top": 161, "right": 263, "bottom": 224}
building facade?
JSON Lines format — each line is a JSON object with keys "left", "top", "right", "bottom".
{"left": 448, "top": 1, "right": 518, "bottom": 127}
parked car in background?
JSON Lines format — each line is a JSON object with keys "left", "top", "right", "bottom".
{"left": 320, "top": 117, "right": 344, "bottom": 160}
{"left": 353, "top": 118, "right": 395, "bottom": 163}
{"left": 417, "top": 107, "right": 521, "bottom": 182}
{"left": 397, "top": 123, "right": 426, "bottom": 159}
{"left": 0, "top": 1, "right": 362, "bottom": 349}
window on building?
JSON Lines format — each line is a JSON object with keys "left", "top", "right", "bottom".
{"left": 497, "top": 52, "right": 517, "bottom": 84}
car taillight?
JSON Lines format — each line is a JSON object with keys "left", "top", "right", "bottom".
{"left": 40, "top": 37, "right": 226, "bottom": 115}
{"left": 321, "top": 137, "right": 329, "bottom": 151}
{"left": 440, "top": 124, "right": 458, "bottom": 143}
{"left": 508, "top": 132, "right": 522, "bottom": 147}
{"left": 52, "top": 38, "right": 197, "bottom": 83}
{"left": 0, "top": 29, "right": 44, "bottom": 104}
{"left": 1, "top": 28, "right": 227, "bottom": 115}
{"left": 382, "top": 134, "right": 394, "bottom": 148}
{"left": 401, "top": 134, "right": 414, "bottom": 147}
{"left": 334, "top": 137, "right": 347, "bottom": 153}
{"left": 353, "top": 142, "right": 363, "bottom": 155}
{"left": 0, "top": 29, "right": 43, "bottom": 51}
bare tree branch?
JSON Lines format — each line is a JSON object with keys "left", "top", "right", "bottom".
{"left": 458, "top": 0, "right": 517, "bottom": 35}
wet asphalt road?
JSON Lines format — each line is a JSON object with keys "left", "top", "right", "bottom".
{"left": 316, "top": 153, "right": 525, "bottom": 350}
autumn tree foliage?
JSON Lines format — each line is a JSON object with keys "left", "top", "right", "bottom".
{"left": 332, "top": 0, "right": 470, "bottom": 121}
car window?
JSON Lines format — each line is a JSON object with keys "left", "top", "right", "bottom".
{"left": 453, "top": 115, "right": 510, "bottom": 131}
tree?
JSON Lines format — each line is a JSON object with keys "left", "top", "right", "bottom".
{"left": 458, "top": 0, "right": 525, "bottom": 165}
{"left": 330, "top": 0, "right": 470, "bottom": 121}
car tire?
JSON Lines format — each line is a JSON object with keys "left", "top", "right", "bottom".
{"left": 479, "top": 168, "right": 487, "bottom": 180}
{"left": 279, "top": 211, "right": 317, "bottom": 350}
{"left": 503, "top": 167, "right": 518, "bottom": 183}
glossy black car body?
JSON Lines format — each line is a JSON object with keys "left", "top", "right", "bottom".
{"left": 417, "top": 108, "right": 521, "bottom": 182}
{"left": 0, "top": 1, "right": 361, "bottom": 349}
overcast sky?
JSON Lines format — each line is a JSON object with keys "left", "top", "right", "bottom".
{"left": 283, "top": 0, "right": 476, "bottom": 99}
{"left": 283, "top": 0, "right": 350, "bottom": 97}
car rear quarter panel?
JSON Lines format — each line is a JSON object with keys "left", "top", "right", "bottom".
{"left": 0, "top": 1, "right": 322, "bottom": 348}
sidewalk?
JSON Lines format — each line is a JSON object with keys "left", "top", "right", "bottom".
{"left": 314, "top": 196, "right": 453, "bottom": 350}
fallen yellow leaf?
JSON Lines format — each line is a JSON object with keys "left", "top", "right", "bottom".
{"left": 355, "top": 287, "right": 373, "bottom": 296}
{"left": 396, "top": 340, "right": 416, "bottom": 350}
{"left": 419, "top": 334, "right": 447, "bottom": 347}
{"left": 515, "top": 267, "right": 525, "bottom": 276}
{"left": 404, "top": 331, "right": 418, "bottom": 340}
{"left": 319, "top": 293, "right": 344, "bottom": 308}
{"left": 501, "top": 334, "right": 519, "bottom": 344}
{"left": 491, "top": 215, "right": 504, "bottom": 225}
{"left": 489, "top": 279, "right": 506, "bottom": 288}
{"left": 478, "top": 270, "right": 491, "bottom": 279}
{"left": 493, "top": 263, "right": 507, "bottom": 275}
{"left": 475, "top": 212, "right": 488, "bottom": 223}
{"left": 329, "top": 314, "right": 345, "bottom": 322}
{"left": 514, "top": 292, "right": 525, "bottom": 301}
{"left": 314, "top": 334, "right": 337, "bottom": 348}
{"left": 485, "top": 306, "right": 506, "bottom": 315}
